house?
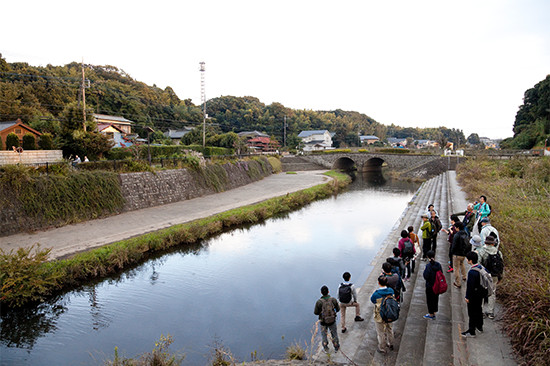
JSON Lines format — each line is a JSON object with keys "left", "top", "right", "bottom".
{"left": 414, "top": 139, "right": 438, "bottom": 149}
{"left": 164, "top": 127, "right": 193, "bottom": 144}
{"left": 238, "top": 130, "right": 269, "bottom": 140}
{"left": 387, "top": 137, "right": 407, "bottom": 148}
{"left": 298, "top": 130, "right": 333, "bottom": 151}
{"left": 93, "top": 114, "right": 134, "bottom": 134}
{"left": 97, "top": 123, "right": 132, "bottom": 148}
{"left": 0, "top": 119, "right": 42, "bottom": 149}
{"left": 359, "top": 135, "right": 380, "bottom": 145}
{"left": 479, "top": 137, "right": 499, "bottom": 149}
{"left": 247, "top": 136, "right": 280, "bottom": 153}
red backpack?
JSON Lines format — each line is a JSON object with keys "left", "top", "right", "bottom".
{"left": 432, "top": 270, "right": 448, "bottom": 295}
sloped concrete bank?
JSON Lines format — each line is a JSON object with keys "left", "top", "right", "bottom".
{"left": 243, "top": 171, "right": 516, "bottom": 366}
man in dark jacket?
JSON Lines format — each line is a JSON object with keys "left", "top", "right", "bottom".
{"left": 429, "top": 210, "right": 442, "bottom": 254}
{"left": 314, "top": 285, "right": 340, "bottom": 352}
{"left": 452, "top": 203, "right": 476, "bottom": 235}
{"left": 451, "top": 222, "right": 470, "bottom": 289}
{"left": 462, "top": 252, "right": 484, "bottom": 337}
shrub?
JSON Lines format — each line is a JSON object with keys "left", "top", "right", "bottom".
{"left": 377, "top": 148, "right": 410, "bottom": 154}
{"left": 286, "top": 342, "right": 306, "bottom": 360}
{"left": 38, "top": 133, "right": 54, "bottom": 150}
{"left": 5, "top": 132, "right": 19, "bottom": 150}
{"left": 267, "top": 156, "right": 282, "bottom": 173}
{"left": 22, "top": 133, "right": 36, "bottom": 150}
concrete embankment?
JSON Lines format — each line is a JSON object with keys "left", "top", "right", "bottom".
{"left": 0, "top": 171, "right": 330, "bottom": 259}
{"left": 244, "top": 171, "right": 517, "bottom": 366}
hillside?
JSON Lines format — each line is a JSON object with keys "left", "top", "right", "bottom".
{"left": 0, "top": 54, "right": 466, "bottom": 148}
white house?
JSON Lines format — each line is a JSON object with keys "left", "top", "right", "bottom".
{"left": 359, "top": 135, "right": 380, "bottom": 145}
{"left": 298, "top": 130, "right": 333, "bottom": 151}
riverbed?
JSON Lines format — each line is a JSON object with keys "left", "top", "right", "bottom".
{"left": 0, "top": 174, "right": 419, "bottom": 366}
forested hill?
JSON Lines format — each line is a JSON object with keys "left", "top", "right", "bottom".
{"left": 501, "top": 74, "right": 550, "bottom": 150}
{"left": 0, "top": 55, "right": 466, "bottom": 147}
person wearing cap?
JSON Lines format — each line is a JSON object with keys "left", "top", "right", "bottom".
{"left": 473, "top": 196, "right": 491, "bottom": 233}
{"left": 480, "top": 218, "right": 500, "bottom": 249}
{"left": 420, "top": 214, "right": 432, "bottom": 260}
{"left": 476, "top": 236, "right": 503, "bottom": 319}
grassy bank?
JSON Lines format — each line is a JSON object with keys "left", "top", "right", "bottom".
{"left": 456, "top": 157, "right": 550, "bottom": 366}
{"left": 0, "top": 171, "right": 350, "bottom": 308}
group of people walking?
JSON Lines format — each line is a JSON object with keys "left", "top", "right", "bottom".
{"left": 313, "top": 195, "right": 504, "bottom": 355}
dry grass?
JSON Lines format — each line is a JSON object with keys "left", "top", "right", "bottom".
{"left": 457, "top": 157, "right": 550, "bottom": 366}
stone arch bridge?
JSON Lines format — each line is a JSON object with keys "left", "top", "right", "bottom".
{"left": 298, "top": 152, "right": 453, "bottom": 178}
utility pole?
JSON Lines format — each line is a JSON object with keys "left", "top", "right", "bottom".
{"left": 200, "top": 62, "right": 206, "bottom": 148}
{"left": 81, "top": 59, "right": 87, "bottom": 131}
{"left": 283, "top": 116, "right": 287, "bottom": 147}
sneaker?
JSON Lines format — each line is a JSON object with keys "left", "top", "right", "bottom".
{"left": 323, "top": 346, "right": 329, "bottom": 352}
{"left": 334, "top": 345, "right": 340, "bottom": 352}
{"left": 423, "top": 314, "right": 436, "bottom": 320}
{"left": 453, "top": 283, "right": 461, "bottom": 289}
{"left": 461, "top": 331, "right": 476, "bottom": 338}
{"left": 376, "top": 348, "right": 387, "bottom": 354}
{"left": 341, "top": 327, "right": 347, "bottom": 333}
{"left": 354, "top": 316, "right": 364, "bottom": 322}
{"left": 488, "top": 313, "right": 495, "bottom": 320}
{"left": 447, "top": 267, "right": 454, "bottom": 273}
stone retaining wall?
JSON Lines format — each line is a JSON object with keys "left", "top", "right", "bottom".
{"left": 0, "top": 159, "right": 272, "bottom": 236}
{"left": 0, "top": 150, "right": 63, "bottom": 166}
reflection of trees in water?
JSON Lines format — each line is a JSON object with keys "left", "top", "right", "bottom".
{"left": 348, "top": 171, "right": 420, "bottom": 192}
{"left": 0, "top": 298, "right": 66, "bottom": 349}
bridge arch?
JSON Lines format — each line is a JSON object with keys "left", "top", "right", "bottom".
{"left": 332, "top": 157, "right": 356, "bottom": 171}
{"left": 361, "top": 157, "right": 386, "bottom": 172}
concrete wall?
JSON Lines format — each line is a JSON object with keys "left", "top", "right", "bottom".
{"left": 0, "top": 150, "right": 63, "bottom": 166}
{"left": 0, "top": 159, "right": 272, "bottom": 236}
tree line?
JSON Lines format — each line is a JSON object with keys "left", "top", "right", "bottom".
{"left": 1, "top": 54, "right": 483, "bottom": 155}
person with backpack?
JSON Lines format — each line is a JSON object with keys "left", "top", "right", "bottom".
{"left": 451, "top": 222, "right": 471, "bottom": 289}
{"left": 479, "top": 218, "right": 500, "bottom": 249}
{"left": 452, "top": 203, "right": 476, "bottom": 236}
{"left": 398, "top": 230, "right": 415, "bottom": 280}
{"left": 429, "top": 210, "right": 442, "bottom": 254}
{"left": 423, "top": 250, "right": 443, "bottom": 320}
{"left": 462, "top": 251, "right": 486, "bottom": 337}
{"left": 388, "top": 247, "right": 406, "bottom": 280}
{"left": 420, "top": 214, "right": 432, "bottom": 260}
{"left": 382, "top": 261, "right": 404, "bottom": 303}
{"left": 370, "top": 276, "right": 396, "bottom": 354}
{"left": 473, "top": 195, "right": 491, "bottom": 234}
{"left": 337, "top": 272, "right": 364, "bottom": 333}
{"left": 408, "top": 226, "right": 420, "bottom": 274}
{"left": 476, "top": 236, "right": 503, "bottom": 319}
{"left": 314, "top": 285, "right": 340, "bottom": 352}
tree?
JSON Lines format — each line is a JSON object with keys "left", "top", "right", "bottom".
{"left": 6, "top": 132, "right": 19, "bottom": 150}
{"left": 467, "top": 133, "right": 481, "bottom": 145}
{"left": 22, "top": 133, "right": 36, "bottom": 150}
{"left": 38, "top": 133, "right": 54, "bottom": 150}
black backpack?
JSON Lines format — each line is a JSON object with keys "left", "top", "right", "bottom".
{"left": 380, "top": 295, "right": 400, "bottom": 323}
{"left": 402, "top": 239, "right": 414, "bottom": 258}
{"left": 485, "top": 253, "right": 504, "bottom": 280}
{"left": 338, "top": 283, "right": 353, "bottom": 303}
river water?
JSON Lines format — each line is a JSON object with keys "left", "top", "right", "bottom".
{"left": 0, "top": 173, "right": 419, "bottom": 366}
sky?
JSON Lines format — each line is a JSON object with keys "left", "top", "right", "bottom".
{"left": 1, "top": 0, "right": 549, "bottom": 139}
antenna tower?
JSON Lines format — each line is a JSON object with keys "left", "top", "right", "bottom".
{"left": 200, "top": 62, "right": 206, "bottom": 147}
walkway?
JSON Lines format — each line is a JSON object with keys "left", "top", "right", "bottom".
{"left": 0, "top": 170, "right": 329, "bottom": 259}
{"left": 309, "top": 171, "right": 517, "bottom": 365}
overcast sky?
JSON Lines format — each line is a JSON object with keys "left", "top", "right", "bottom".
{"left": 2, "top": 0, "right": 549, "bottom": 139}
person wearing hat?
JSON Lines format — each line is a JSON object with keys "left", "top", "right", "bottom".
{"left": 476, "top": 236, "right": 503, "bottom": 319}
{"left": 450, "top": 222, "right": 470, "bottom": 288}
{"left": 470, "top": 235, "right": 483, "bottom": 250}
{"left": 420, "top": 214, "right": 432, "bottom": 260}
{"left": 480, "top": 218, "right": 500, "bottom": 249}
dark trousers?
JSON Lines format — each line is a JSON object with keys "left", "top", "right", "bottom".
{"left": 426, "top": 287, "right": 439, "bottom": 315}
{"left": 448, "top": 243, "right": 453, "bottom": 267}
{"left": 422, "top": 238, "right": 432, "bottom": 258}
{"left": 467, "top": 297, "right": 484, "bottom": 334}
{"left": 411, "top": 259, "right": 416, "bottom": 273}
{"left": 431, "top": 234, "right": 438, "bottom": 254}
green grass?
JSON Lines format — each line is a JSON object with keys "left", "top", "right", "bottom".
{"left": 457, "top": 157, "right": 550, "bottom": 366}
{"left": 0, "top": 171, "right": 350, "bottom": 308}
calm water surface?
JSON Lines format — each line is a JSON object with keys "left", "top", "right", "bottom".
{"left": 0, "top": 174, "right": 419, "bottom": 366}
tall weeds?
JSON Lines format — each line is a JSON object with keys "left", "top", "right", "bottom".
{"left": 457, "top": 157, "right": 550, "bottom": 365}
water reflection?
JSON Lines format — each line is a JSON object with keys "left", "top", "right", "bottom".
{"left": 0, "top": 175, "right": 420, "bottom": 365}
